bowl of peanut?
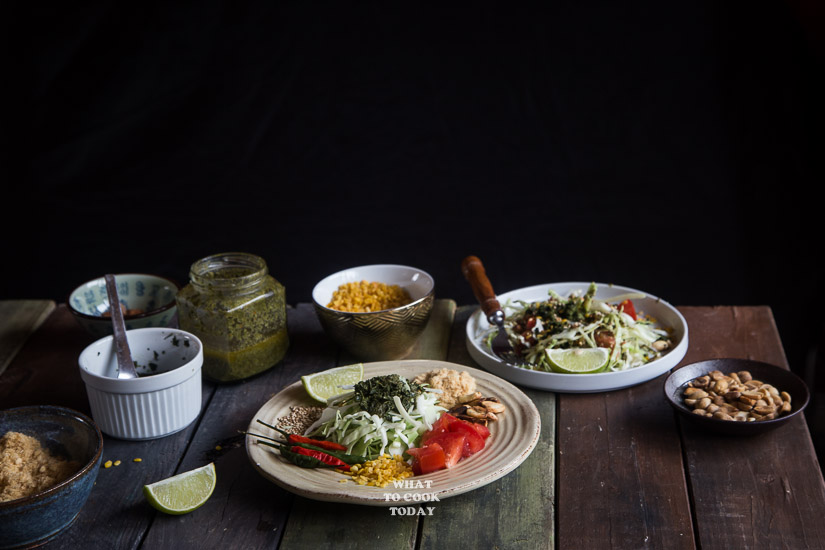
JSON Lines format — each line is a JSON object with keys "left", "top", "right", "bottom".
{"left": 664, "top": 359, "right": 810, "bottom": 435}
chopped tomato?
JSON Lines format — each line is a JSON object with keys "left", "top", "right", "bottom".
{"left": 420, "top": 413, "right": 457, "bottom": 445}
{"left": 618, "top": 299, "right": 636, "bottom": 320}
{"left": 412, "top": 414, "right": 492, "bottom": 473}
{"left": 448, "top": 417, "right": 491, "bottom": 441}
{"left": 407, "top": 443, "right": 446, "bottom": 475}
{"left": 448, "top": 420, "right": 486, "bottom": 457}
{"left": 422, "top": 432, "right": 465, "bottom": 468}
{"left": 466, "top": 421, "right": 491, "bottom": 440}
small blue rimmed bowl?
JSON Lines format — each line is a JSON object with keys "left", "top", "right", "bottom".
{"left": 0, "top": 406, "right": 104, "bottom": 549}
{"left": 67, "top": 273, "right": 180, "bottom": 338}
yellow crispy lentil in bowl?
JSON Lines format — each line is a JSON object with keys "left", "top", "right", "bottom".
{"left": 312, "top": 265, "right": 435, "bottom": 361}
{"left": 327, "top": 281, "right": 412, "bottom": 313}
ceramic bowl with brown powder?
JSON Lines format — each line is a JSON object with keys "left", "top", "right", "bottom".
{"left": 0, "top": 406, "right": 103, "bottom": 549}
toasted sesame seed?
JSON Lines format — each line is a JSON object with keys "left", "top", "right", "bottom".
{"left": 276, "top": 405, "right": 324, "bottom": 435}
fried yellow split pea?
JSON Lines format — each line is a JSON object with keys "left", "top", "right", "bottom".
{"left": 327, "top": 281, "right": 412, "bottom": 313}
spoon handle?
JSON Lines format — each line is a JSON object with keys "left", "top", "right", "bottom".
{"left": 105, "top": 274, "right": 137, "bottom": 379}
{"left": 461, "top": 256, "right": 502, "bottom": 317}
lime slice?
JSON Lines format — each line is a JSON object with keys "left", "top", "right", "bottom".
{"left": 301, "top": 363, "right": 364, "bottom": 403}
{"left": 546, "top": 348, "right": 610, "bottom": 374}
{"left": 143, "top": 463, "right": 216, "bottom": 515}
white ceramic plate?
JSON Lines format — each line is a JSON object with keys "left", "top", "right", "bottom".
{"left": 246, "top": 360, "right": 541, "bottom": 506}
{"left": 465, "top": 282, "right": 689, "bottom": 393}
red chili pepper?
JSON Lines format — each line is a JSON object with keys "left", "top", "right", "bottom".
{"left": 290, "top": 446, "right": 350, "bottom": 470}
{"left": 287, "top": 434, "right": 348, "bottom": 451}
{"left": 271, "top": 424, "right": 348, "bottom": 451}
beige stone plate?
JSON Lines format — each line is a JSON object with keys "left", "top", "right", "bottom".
{"left": 245, "top": 359, "right": 541, "bottom": 506}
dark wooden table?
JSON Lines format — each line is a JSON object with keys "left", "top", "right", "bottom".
{"left": 2, "top": 299, "right": 825, "bottom": 549}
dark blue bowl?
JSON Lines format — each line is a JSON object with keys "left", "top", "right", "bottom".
{"left": 0, "top": 406, "right": 103, "bottom": 549}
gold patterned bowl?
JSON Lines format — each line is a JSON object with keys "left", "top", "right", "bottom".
{"left": 312, "top": 265, "right": 435, "bottom": 361}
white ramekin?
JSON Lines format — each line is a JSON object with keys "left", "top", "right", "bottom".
{"left": 78, "top": 327, "right": 204, "bottom": 440}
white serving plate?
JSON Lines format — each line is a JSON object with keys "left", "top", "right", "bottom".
{"left": 246, "top": 360, "right": 541, "bottom": 506}
{"left": 465, "top": 282, "right": 689, "bottom": 393}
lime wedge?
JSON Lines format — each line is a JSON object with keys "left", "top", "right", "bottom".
{"left": 546, "top": 348, "right": 610, "bottom": 374}
{"left": 301, "top": 363, "right": 364, "bottom": 403}
{"left": 143, "top": 463, "right": 216, "bottom": 515}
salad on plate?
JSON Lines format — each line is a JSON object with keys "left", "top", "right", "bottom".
{"left": 490, "top": 282, "right": 673, "bottom": 374}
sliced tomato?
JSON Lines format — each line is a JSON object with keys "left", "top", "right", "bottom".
{"left": 448, "top": 420, "right": 486, "bottom": 457}
{"left": 407, "top": 443, "right": 446, "bottom": 475}
{"left": 618, "top": 299, "right": 637, "bottom": 320}
{"left": 448, "top": 417, "right": 491, "bottom": 441}
{"left": 420, "top": 413, "right": 457, "bottom": 445}
{"left": 423, "top": 432, "right": 465, "bottom": 468}
{"left": 468, "top": 422, "right": 491, "bottom": 440}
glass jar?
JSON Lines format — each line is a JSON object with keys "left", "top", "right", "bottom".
{"left": 175, "top": 252, "right": 289, "bottom": 382}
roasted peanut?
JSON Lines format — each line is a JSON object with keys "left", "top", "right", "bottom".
{"left": 481, "top": 401, "right": 506, "bottom": 413}
{"left": 681, "top": 370, "right": 792, "bottom": 424}
{"left": 448, "top": 394, "right": 506, "bottom": 424}
{"left": 458, "top": 392, "right": 482, "bottom": 404}
{"left": 736, "top": 401, "right": 754, "bottom": 412}
{"left": 693, "top": 375, "right": 711, "bottom": 388}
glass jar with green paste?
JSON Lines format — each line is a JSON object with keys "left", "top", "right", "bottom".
{"left": 176, "top": 252, "right": 289, "bottom": 382}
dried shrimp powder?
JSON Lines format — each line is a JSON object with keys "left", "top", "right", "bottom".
{"left": 0, "top": 431, "right": 81, "bottom": 502}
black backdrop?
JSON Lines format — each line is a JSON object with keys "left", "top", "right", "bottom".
{"left": 6, "top": 2, "right": 824, "bottom": 388}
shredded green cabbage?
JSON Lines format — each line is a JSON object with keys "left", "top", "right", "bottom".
{"left": 305, "top": 384, "right": 445, "bottom": 459}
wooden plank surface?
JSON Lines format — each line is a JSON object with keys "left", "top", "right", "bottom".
{"left": 678, "top": 306, "right": 825, "bottom": 549}
{"left": 140, "top": 303, "right": 334, "bottom": 549}
{"left": 0, "top": 299, "right": 55, "bottom": 377}
{"left": 417, "top": 305, "right": 557, "bottom": 549}
{"left": 0, "top": 304, "right": 95, "bottom": 411}
{"left": 557, "top": 375, "right": 695, "bottom": 549}
{"left": 3, "top": 301, "right": 824, "bottom": 550}
{"left": 0, "top": 305, "right": 216, "bottom": 550}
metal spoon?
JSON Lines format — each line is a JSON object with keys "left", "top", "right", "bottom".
{"left": 104, "top": 274, "right": 139, "bottom": 379}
